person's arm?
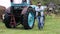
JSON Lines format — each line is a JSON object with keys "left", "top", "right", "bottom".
{"left": 35, "top": 7, "right": 40, "bottom": 12}
{"left": 35, "top": 7, "right": 39, "bottom": 17}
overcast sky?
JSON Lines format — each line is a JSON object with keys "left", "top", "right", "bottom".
{"left": 0, "top": 0, "right": 23, "bottom": 9}
{"left": 0, "top": 0, "right": 11, "bottom": 8}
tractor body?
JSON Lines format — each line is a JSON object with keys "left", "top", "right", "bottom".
{"left": 3, "top": 0, "right": 36, "bottom": 29}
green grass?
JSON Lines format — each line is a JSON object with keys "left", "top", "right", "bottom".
{"left": 0, "top": 15, "right": 60, "bottom": 34}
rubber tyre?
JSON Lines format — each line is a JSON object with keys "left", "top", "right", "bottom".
{"left": 23, "top": 7, "right": 35, "bottom": 29}
{"left": 3, "top": 13, "right": 16, "bottom": 28}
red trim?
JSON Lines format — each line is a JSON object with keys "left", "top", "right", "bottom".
{"left": 10, "top": 14, "right": 16, "bottom": 27}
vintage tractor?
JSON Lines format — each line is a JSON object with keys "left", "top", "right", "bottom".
{"left": 3, "top": 0, "right": 36, "bottom": 29}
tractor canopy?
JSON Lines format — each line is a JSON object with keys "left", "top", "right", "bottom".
{"left": 10, "top": 0, "right": 31, "bottom": 6}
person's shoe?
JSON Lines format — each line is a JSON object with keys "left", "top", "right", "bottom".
{"left": 38, "top": 26, "right": 43, "bottom": 30}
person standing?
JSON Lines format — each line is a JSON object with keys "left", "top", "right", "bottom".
{"left": 35, "top": 2, "right": 45, "bottom": 29}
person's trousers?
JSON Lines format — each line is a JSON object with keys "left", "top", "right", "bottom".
{"left": 37, "top": 16, "right": 44, "bottom": 28}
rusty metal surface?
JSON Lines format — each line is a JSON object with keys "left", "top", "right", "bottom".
{"left": 21, "top": 7, "right": 28, "bottom": 15}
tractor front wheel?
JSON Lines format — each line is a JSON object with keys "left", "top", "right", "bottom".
{"left": 23, "top": 8, "right": 35, "bottom": 29}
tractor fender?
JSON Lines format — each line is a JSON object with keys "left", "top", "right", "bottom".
{"left": 21, "top": 7, "right": 28, "bottom": 15}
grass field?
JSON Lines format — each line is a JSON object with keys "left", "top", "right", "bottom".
{"left": 0, "top": 15, "right": 60, "bottom": 34}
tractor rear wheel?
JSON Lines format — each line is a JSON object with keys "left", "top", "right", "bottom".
{"left": 23, "top": 8, "right": 35, "bottom": 29}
